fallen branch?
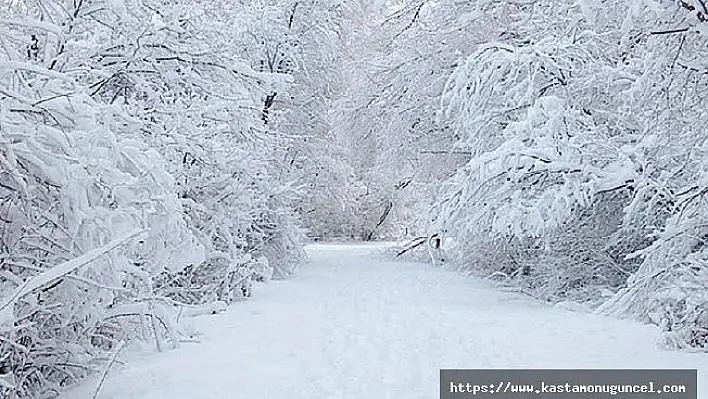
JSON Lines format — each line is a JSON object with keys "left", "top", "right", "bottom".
{"left": 396, "top": 236, "right": 428, "bottom": 257}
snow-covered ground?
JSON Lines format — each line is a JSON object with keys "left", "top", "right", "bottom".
{"left": 60, "top": 243, "right": 708, "bottom": 399}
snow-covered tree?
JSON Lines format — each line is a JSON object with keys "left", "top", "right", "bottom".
{"left": 0, "top": 0, "right": 309, "bottom": 396}
{"left": 424, "top": 0, "right": 708, "bottom": 350}
{"left": 0, "top": 1, "right": 207, "bottom": 395}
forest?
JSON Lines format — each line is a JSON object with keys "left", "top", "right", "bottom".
{"left": 1, "top": 0, "right": 708, "bottom": 397}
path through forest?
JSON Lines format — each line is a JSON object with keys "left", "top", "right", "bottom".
{"left": 60, "top": 243, "right": 708, "bottom": 398}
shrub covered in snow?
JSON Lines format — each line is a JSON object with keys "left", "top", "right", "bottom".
{"left": 0, "top": 0, "right": 307, "bottom": 397}
{"left": 425, "top": 0, "right": 708, "bottom": 351}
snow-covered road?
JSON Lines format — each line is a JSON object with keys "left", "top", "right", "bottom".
{"left": 61, "top": 243, "right": 708, "bottom": 399}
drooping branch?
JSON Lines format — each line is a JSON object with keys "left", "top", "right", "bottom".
{"left": 0, "top": 229, "right": 146, "bottom": 318}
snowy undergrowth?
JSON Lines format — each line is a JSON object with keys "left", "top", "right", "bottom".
{"left": 0, "top": 1, "right": 307, "bottom": 397}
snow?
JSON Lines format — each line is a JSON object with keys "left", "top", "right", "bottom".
{"left": 59, "top": 243, "right": 708, "bottom": 399}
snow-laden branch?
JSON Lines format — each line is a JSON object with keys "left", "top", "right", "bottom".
{"left": 0, "top": 18, "right": 64, "bottom": 35}
{"left": 0, "top": 61, "right": 76, "bottom": 83}
{"left": 0, "top": 229, "right": 146, "bottom": 325}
